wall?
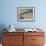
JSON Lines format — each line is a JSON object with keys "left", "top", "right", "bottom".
{"left": 0, "top": 0, "right": 46, "bottom": 30}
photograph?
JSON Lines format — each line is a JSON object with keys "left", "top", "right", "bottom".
{"left": 17, "top": 7, "right": 35, "bottom": 22}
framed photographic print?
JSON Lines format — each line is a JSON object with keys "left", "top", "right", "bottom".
{"left": 17, "top": 7, "right": 35, "bottom": 22}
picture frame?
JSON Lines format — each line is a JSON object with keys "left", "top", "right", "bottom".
{"left": 17, "top": 7, "right": 35, "bottom": 22}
